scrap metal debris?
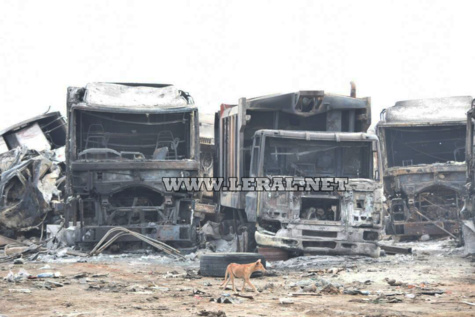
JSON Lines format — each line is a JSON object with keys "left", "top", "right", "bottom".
{"left": 0, "top": 111, "right": 66, "bottom": 239}
{"left": 0, "top": 147, "right": 64, "bottom": 235}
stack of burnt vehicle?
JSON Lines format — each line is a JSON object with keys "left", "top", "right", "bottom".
{"left": 377, "top": 97, "right": 472, "bottom": 241}
{"left": 213, "top": 83, "right": 385, "bottom": 257}
{"left": 61, "top": 82, "right": 384, "bottom": 257}
{"left": 0, "top": 80, "right": 388, "bottom": 260}
{"left": 0, "top": 112, "right": 66, "bottom": 239}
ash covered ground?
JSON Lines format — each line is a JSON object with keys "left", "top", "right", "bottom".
{"left": 1, "top": 238, "right": 474, "bottom": 317}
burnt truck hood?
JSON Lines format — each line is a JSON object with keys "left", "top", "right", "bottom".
{"left": 383, "top": 162, "right": 467, "bottom": 196}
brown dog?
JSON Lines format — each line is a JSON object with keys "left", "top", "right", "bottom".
{"left": 220, "top": 259, "right": 266, "bottom": 292}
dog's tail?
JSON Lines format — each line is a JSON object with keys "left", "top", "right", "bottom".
{"left": 220, "top": 267, "right": 229, "bottom": 286}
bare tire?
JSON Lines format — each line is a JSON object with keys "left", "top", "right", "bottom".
{"left": 199, "top": 252, "right": 266, "bottom": 277}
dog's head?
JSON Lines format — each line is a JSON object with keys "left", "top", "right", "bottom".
{"left": 254, "top": 259, "right": 266, "bottom": 272}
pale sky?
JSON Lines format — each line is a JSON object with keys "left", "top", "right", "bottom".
{"left": 0, "top": 0, "right": 474, "bottom": 130}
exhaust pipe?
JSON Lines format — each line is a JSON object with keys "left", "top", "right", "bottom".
{"left": 350, "top": 81, "right": 356, "bottom": 98}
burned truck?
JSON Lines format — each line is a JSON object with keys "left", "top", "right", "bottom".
{"left": 0, "top": 112, "right": 66, "bottom": 236}
{"left": 377, "top": 96, "right": 472, "bottom": 239}
{"left": 216, "top": 86, "right": 384, "bottom": 257}
{"left": 462, "top": 99, "right": 475, "bottom": 254}
{"left": 65, "top": 83, "right": 200, "bottom": 247}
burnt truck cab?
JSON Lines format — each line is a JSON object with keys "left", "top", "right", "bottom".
{"left": 377, "top": 96, "right": 472, "bottom": 238}
{"left": 65, "top": 83, "right": 200, "bottom": 247}
{"left": 252, "top": 131, "right": 383, "bottom": 257}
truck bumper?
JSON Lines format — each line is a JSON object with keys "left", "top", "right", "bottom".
{"left": 255, "top": 228, "right": 380, "bottom": 258}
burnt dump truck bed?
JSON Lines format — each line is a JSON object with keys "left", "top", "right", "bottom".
{"left": 218, "top": 89, "right": 371, "bottom": 211}
{"left": 377, "top": 96, "right": 472, "bottom": 238}
{"left": 0, "top": 112, "right": 66, "bottom": 236}
{"left": 65, "top": 83, "right": 200, "bottom": 247}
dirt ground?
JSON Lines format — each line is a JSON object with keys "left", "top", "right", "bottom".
{"left": 1, "top": 239, "right": 474, "bottom": 317}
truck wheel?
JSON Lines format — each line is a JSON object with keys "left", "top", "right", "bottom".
{"left": 199, "top": 252, "right": 266, "bottom": 277}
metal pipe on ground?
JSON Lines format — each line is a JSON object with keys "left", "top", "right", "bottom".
{"left": 88, "top": 227, "right": 184, "bottom": 259}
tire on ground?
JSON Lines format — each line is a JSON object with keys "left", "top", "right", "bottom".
{"left": 199, "top": 252, "right": 267, "bottom": 277}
